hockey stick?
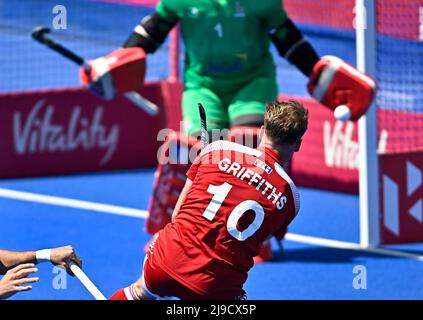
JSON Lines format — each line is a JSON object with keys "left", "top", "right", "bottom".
{"left": 31, "top": 26, "right": 159, "bottom": 116}
{"left": 198, "top": 103, "right": 208, "bottom": 149}
{"left": 69, "top": 263, "right": 106, "bottom": 300}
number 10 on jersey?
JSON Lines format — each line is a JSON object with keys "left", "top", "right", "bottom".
{"left": 203, "top": 183, "right": 265, "bottom": 241}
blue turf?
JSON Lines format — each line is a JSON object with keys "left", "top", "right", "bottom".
{"left": 248, "top": 241, "right": 423, "bottom": 299}
{"left": 1, "top": 0, "right": 423, "bottom": 300}
{"left": 1, "top": 170, "right": 423, "bottom": 300}
{"left": 289, "top": 188, "right": 360, "bottom": 243}
{"left": 0, "top": 169, "right": 155, "bottom": 208}
{"left": 0, "top": 198, "right": 148, "bottom": 300}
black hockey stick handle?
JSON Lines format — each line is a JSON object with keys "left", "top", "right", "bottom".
{"left": 198, "top": 103, "right": 208, "bottom": 149}
{"left": 31, "top": 26, "right": 89, "bottom": 69}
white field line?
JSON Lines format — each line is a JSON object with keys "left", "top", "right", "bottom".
{"left": 0, "top": 187, "right": 422, "bottom": 261}
{"left": 0, "top": 187, "right": 148, "bottom": 219}
{"left": 285, "top": 233, "right": 423, "bottom": 262}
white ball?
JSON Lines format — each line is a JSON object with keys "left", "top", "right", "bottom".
{"left": 334, "top": 105, "right": 351, "bottom": 122}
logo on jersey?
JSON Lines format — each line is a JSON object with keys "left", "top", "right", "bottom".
{"left": 254, "top": 159, "right": 272, "bottom": 174}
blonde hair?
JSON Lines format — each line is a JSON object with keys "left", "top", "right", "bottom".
{"left": 264, "top": 100, "right": 308, "bottom": 145}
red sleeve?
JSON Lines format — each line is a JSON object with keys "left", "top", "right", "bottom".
{"left": 272, "top": 183, "right": 297, "bottom": 241}
{"left": 186, "top": 160, "right": 200, "bottom": 181}
{"left": 273, "top": 201, "right": 296, "bottom": 240}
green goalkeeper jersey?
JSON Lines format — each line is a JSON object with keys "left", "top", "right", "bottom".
{"left": 156, "top": 0, "right": 287, "bottom": 88}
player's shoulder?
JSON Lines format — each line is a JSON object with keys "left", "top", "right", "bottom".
{"left": 201, "top": 140, "right": 262, "bottom": 157}
{"left": 270, "top": 161, "right": 301, "bottom": 216}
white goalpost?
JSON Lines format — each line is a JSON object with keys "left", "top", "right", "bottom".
{"left": 356, "top": 0, "right": 381, "bottom": 248}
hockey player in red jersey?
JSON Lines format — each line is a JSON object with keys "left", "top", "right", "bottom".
{"left": 110, "top": 100, "right": 308, "bottom": 300}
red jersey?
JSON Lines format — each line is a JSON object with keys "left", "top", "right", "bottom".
{"left": 148, "top": 140, "right": 300, "bottom": 299}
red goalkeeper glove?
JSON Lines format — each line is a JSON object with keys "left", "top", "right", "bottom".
{"left": 307, "top": 55, "right": 376, "bottom": 121}
{"left": 79, "top": 47, "right": 146, "bottom": 100}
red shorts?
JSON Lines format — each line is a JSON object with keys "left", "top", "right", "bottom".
{"left": 143, "top": 255, "right": 207, "bottom": 300}
{"left": 143, "top": 255, "right": 247, "bottom": 300}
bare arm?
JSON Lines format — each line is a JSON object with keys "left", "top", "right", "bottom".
{"left": 0, "top": 246, "right": 82, "bottom": 275}
{"left": 0, "top": 250, "right": 36, "bottom": 275}
{"left": 0, "top": 246, "right": 82, "bottom": 299}
{"left": 171, "top": 178, "right": 193, "bottom": 222}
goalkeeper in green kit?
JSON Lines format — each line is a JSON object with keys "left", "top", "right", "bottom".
{"left": 83, "top": 0, "right": 374, "bottom": 262}
{"left": 128, "top": 0, "right": 317, "bottom": 136}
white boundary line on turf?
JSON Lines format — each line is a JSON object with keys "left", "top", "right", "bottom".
{"left": 0, "top": 187, "right": 148, "bottom": 219}
{"left": 285, "top": 233, "right": 423, "bottom": 262}
{"left": 0, "top": 187, "right": 422, "bottom": 262}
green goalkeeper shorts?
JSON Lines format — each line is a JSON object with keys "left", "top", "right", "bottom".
{"left": 182, "top": 70, "right": 278, "bottom": 136}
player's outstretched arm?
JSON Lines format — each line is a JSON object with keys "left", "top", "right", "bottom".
{"left": 0, "top": 245, "right": 82, "bottom": 275}
{"left": 268, "top": 10, "right": 375, "bottom": 122}
{"left": 269, "top": 18, "right": 375, "bottom": 121}
{"left": 0, "top": 250, "right": 37, "bottom": 275}
{"left": 122, "top": 11, "right": 178, "bottom": 54}
{"left": 268, "top": 18, "right": 320, "bottom": 77}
